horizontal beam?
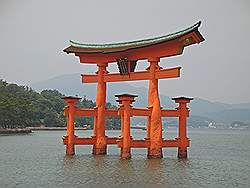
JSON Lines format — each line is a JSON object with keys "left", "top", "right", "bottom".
{"left": 63, "top": 137, "right": 119, "bottom": 145}
{"left": 63, "top": 137, "right": 96, "bottom": 145}
{"left": 75, "top": 108, "right": 96, "bottom": 116}
{"left": 162, "top": 140, "right": 178, "bottom": 147}
{"left": 75, "top": 108, "right": 119, "bottom": 117}
{"left": 63, "top": 137, "right": 188, "bottom": 148}
{"left": 73, "top": 108, "right": 180, "bottom": 117}
{"left": 76, "top": 40, "right": 182, "bottom": 64}
{"left": 131, "top": 140, "right": 149, "bottom": 148}
{"left": 155, "top": 67, "right": 181, "bottom": 79}
{"left": 117, "top": 139, "right": 184, "bottom": 148}
{"left": 82, "top": 67, "right": 181, "bottom": 83}
{"left": 74, "top": 137, "right": 95, "bottom": 145}
{"left": 132, "top": 108, "right": 148, "bottom": 116}
{"left": 161, "top": 110, "right": 180, "bottom": 117}
{"left": 132, "top": 108, "right": 180, "bottom": 117}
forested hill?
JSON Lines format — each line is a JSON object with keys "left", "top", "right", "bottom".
{"left": 0, "top": 80, "right": 119, "bottom": 129}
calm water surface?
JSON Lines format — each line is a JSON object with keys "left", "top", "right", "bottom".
{"left": 0, "top": 129, "right": 250, "bottom": 188}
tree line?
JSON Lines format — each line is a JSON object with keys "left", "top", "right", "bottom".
{"left": 0, "top": 80, "right": 120, "bottom": 129}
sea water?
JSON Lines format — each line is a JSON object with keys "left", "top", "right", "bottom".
{"left": 0, "top": 129, "right": 249, "bottom": 188}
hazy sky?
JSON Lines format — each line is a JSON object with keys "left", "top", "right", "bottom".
{"left": 1, "top": 0, "right": 250, "bottom": 103}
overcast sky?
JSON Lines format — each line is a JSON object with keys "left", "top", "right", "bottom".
{"left": 0, "top": 0, "right": 249, "bottom": 104}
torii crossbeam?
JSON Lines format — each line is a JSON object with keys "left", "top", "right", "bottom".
{"left": 82, "top": 67, "right": 181, "bottom": 83}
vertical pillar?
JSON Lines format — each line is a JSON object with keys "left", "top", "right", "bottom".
{"left": 147, "top": 57, "right": 163, "bottom": 158}
{"left": 146, "top": 106, "right": 152, "bottom": 139}
{"left": 63, "top": 96, "right": 81, "bottom": 155}
{"left": 173, "top": 97, "right": 193, "bottom": 158}
{"left": 93, "top": 63, "right": 108, "bottom": 155}
{"left": 116, "top": 94, "right": 137, "bottom": 159}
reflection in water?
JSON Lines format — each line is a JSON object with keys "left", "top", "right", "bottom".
{"left": 175, "top": 158, "right": 190, "bottom": 168}
{"left": 61, "top": 154, "right": 191, "bottom": 188}
{"left": 144, "top": 159, "right": 163, "bottom": 186}
{"left": 118, "top": 159, "right": 135, "bottom": 174}
{"left": 146, "top": 158, "right": 163, "bottom": 170}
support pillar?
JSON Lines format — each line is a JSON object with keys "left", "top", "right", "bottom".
{"left": 173, "top": 97, "right": 193, "bottom": 158}
{"left": 63, "top": 96, "right": 81, "bottom": 155}
{"left": 147, "top": 57, "right": 163, "bottom": 158}
{"left": 93, "top": 63, "right": 108, "bottom": 155}
{"left": 116, "top": 94, "right": 137, "bottom": 159}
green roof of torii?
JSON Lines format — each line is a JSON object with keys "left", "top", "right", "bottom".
{"left": 64, "top": 21, "right": 204, "bottom": 54}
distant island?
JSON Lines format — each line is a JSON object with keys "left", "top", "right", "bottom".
{"left": 0, "top": 79, "right": 119, "bottom": 131}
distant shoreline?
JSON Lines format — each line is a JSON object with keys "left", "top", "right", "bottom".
{"left": 1, "top": 127, "right": 248, "bottom": 135}
{"left": 28, "top": 127, "right": 147, "bottom": 131}
{"left": 27, "top": 127, "right": 87, "bottom": 131}
{"left": 0, "top": 128, "right": 32, "bottom": 134}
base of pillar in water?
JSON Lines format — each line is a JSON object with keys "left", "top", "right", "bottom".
{"left": 66, "top": 145, "right": 75, "bottom": 156}
{"left": 92, "top": 145, "right": 107, "bottom": 155}
{"left": 147, "top": 148, "right": 163, "bottom": 159}
{"left": 178, "top": 148, "right": 187, "bottom": 158}
{"left": 120, "top": 148, "right": 131, "bottom": 159}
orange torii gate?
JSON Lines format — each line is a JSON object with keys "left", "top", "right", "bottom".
{"left": 63, "top": 21, "right": 204, "bottom": 159}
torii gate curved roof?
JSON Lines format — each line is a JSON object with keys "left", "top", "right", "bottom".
{"left": 63, "top": 21, "right": 204, "bottom": 63}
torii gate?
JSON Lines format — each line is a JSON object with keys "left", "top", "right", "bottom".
{"left": 63, "top": 21, "right": 204, "bottom": 158}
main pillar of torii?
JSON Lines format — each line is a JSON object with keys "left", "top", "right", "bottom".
{"left": 63, "top": 21, "right": 204, "bottom": 157}
{"left": 147, "top": 57, "right": 163, "bottom": 158}
{"left": 92, "top": 63, "right": 108, "bottom": 154}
